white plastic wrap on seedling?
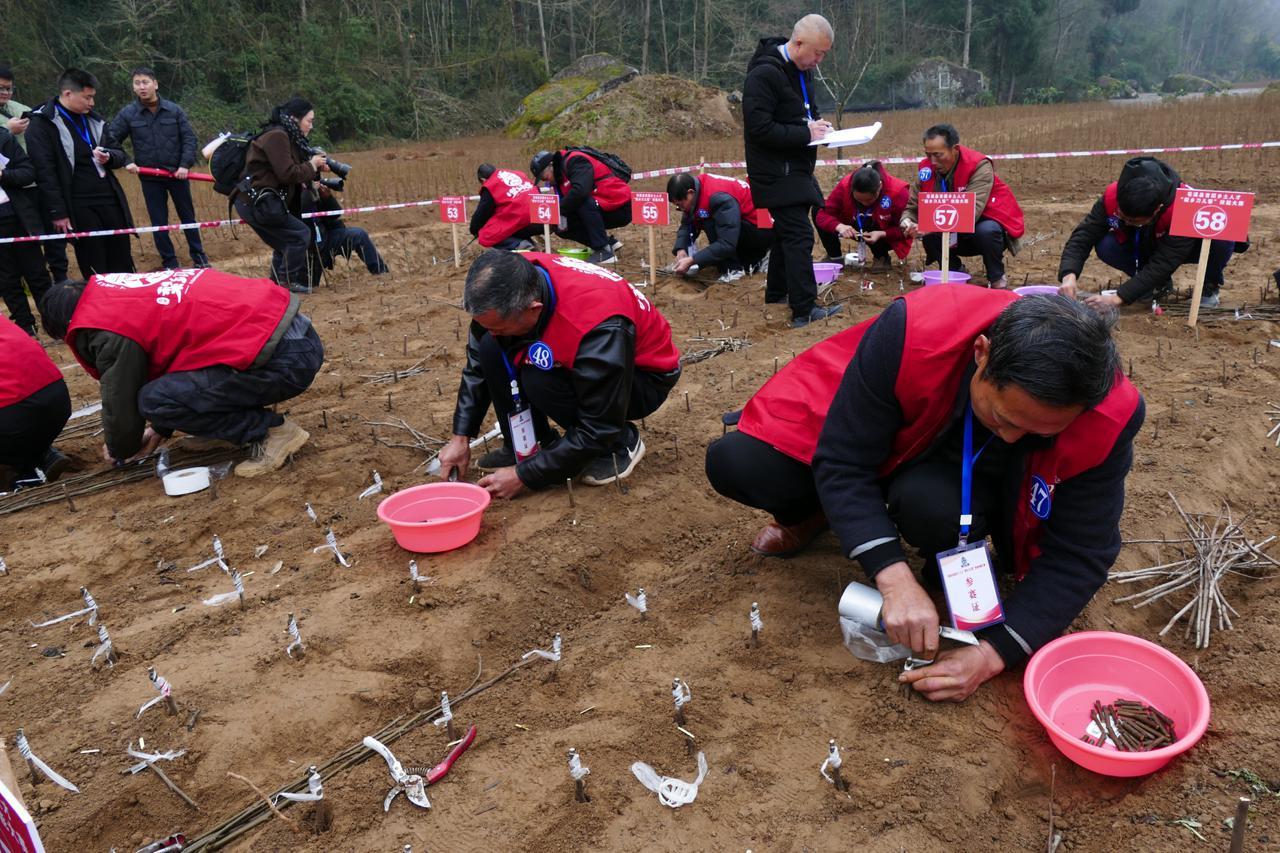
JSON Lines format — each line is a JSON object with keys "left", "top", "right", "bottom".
{"left": 124, "top": 741, "right": 187, "bottom": 775}
{"left": 432, "top": 691, "right": 452, "bottom": 729}
{"left": 839, "top": 616, "right": 911, "bottom": 664}
{"left": 625, "top": 588, "right": 647, "bottom": 615}
{"left": 15, "top": 728, "right": 80, "bottom": 792}
{"left": 273, "top": 766, "right": 324, "bottom": 804}
{"left": 358, "top": 471, "right": 384, "bottom": 500}
{"left": 313, "top": 529, "right": 351, "bottom": 567}
{"left": 29, "top": 586, "right": 99, "bottom": 628}
{"left": 631, "top": 752, "right": 707, "bottom": 808}
{"left": 522, "top": 632, "right": 562, "bottom": 662}
{"left": 568, "top": 748, "right": 590, "bottom": 780}
{"left": 155, "top": 447, "right": 172, "bottom": 479}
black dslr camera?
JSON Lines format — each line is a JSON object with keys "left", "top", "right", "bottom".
{"left": 318, "top": 176, "right": 345, "bottom": 192}
{"left": 308, "top": 146, "right": 352, "bottom": 180}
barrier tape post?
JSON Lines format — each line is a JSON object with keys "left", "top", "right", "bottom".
{"left": 439, "top": 196, "right": 467, "bottom": 269}
{"left": 1169, "top": 187, "right": 1254, "bottom": 327}
{"left": 631, "top": 192, "right": 669, "bottom": 291}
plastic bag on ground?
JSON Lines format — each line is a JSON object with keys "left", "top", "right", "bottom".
{"left": 840, "top": 616, "right": 911, "bottom": 664}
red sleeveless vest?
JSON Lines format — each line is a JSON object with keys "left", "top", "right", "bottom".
{"left": 519, "top": 253, "right": 679, "bottom": 372}
{"left": 692, "top": 174, "right": 773, "bottom": 232}
{"left": 738, "top": 286, "right": 1140, "bottom": 578}
{"left": 1101, "top": 181, "right": 1180, "bottom": 242}
{"left": 816, "top": 163, "right": 914, "bottom": 259}
{"left": 0, "top": 315, "right": 64, "bottom": 407}
{"left": 66, "top": 270, "right": 292, "bottom": 381}
{"left": 917, "top": 145, "right": 1025, "bottom": 239}
{"left": 559, "top": 150, "right": 631, "bottom": 212}
{"left": 479, "top": 168, "right": 536, "bottom": 246}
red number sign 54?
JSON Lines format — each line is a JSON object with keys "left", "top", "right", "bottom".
{"left": 529, "top": 193, "right": 560, "bottom": 225}
{"left": 918, "top": 192, "right": 976, "bottom": 234}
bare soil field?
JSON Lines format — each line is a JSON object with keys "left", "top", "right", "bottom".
{"left": 3, "top": 95, "right": 1280, "bottom": 852}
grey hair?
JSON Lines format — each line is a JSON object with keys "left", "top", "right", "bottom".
{"left": 462, "top": 250, "right": 541, "bottom": 317}
{"left": 792, "top": 13, "right": 834, "bottom": 43}
{"left": 984, "top": 295, "right": 1120, "bottom": 409}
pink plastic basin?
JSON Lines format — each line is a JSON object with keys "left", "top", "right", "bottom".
{"left": 813, "top": 262, "right": 842, "bottom": 284}
{"left": 376, "top": 483, "right": 491, "bottom": 553}
{"left": 1023, "top": 631, "right": 1210, "bottom": 777}
{"left": 1015, "top": 285, "right": 1061, "bottom": 296}
{"left": 921, "top": 270, "right": 972, "bottom": 285}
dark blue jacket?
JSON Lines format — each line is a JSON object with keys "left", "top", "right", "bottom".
{"left": 109, "top": 98, "right": 197, "bottom": 173}
{"left": 742, "top": 36, "right": 822, "bottom": 209}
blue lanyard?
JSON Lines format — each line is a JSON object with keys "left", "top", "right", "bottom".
{"left": 960, "top": 404, "right": 995, "bottom": 545}
{"left": 780, "top": 45, "right": 813, "bottom": 121}
{"left": 1131, "top": 225, "right": 1142, "bottom": 274}
{"left": 497, "top": 267, "right": 558, "bottom": 407}
{"left": 55, "top": 103, "right": 94, "bottom": 148}
{"left": 938, "top": 173, "right": 950, "bottom": 192}
{"left": 856, "top": 211, "right": 867, "bottom": 234}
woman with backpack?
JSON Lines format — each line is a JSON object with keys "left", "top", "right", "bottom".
{"left": 232, "top": 97, "right": 328, "bottom": 293}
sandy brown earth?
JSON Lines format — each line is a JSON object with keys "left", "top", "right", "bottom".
{"left": 2, "top": 97, "right": 1280, "bottom": 852}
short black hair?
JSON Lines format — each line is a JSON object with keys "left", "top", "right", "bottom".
{"left": 0, "top": 66, "right": 13, "bottom": 83}
{"left": 477, "top": 163, "right": 496, "bottom": 182}
{"left": 39, "top": 279, "right": 88, "bottom": 340}
{"left": 130, "top": 66, "right": 157, "bottom": 80}
{"left": 463, "top": 250, "right": 540, "bottom": 317}
{"left": 1116, "top": 176, "right": 1164, "bottom": 218}
{"left": 923, "top": 123, "right": 960, "bottom": 147}
{"left": 57, "top": 68, "right": 98, "bottom": 93}
{"left": 984, "top": 295, "right": 1119, "bottom": 409}
{"left": 851, "top": 165, "right": 883, "bottom": 195}
{"left": 667, "top": 172, "right": 696, "bottom": 202}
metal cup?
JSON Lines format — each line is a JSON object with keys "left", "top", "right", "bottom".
{"left": 837, "top": 581, "right": 885, "bottom": 628}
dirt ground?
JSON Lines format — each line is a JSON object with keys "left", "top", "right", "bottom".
{"left": 3, "top": 96, "right": 1280, "bottom": 852}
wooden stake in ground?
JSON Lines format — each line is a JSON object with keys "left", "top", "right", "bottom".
{"left": 1185, "top": 237, "right": 1213, "bottom": 328}
{"left": 940, "top": 235, "right": 951, "bottom": 285}
{"left": 1229, "top": 796, "right": 1252, "bottom": 853}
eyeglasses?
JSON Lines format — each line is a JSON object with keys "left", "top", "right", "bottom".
{"left": 0, "top": 87, "right": 14, "bottom": 94}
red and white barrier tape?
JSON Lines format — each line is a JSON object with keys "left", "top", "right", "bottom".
{"left": 2, "top": 140, "right": 1273, "bottom": 245}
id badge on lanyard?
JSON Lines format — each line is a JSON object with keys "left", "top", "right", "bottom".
{"left": 500, "top": 353, "right": 540, "bottom": 461}
{"left": 938, "top": 405, "right": 1005, "bottom": 631}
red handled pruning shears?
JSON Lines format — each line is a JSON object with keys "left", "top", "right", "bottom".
{"left": 424, "top": 723, "right": 476, "bottom": 785}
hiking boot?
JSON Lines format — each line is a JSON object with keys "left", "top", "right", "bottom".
{"left": 718, "top": 268, "right": 745, "bottom": 283}
{"left": 235, "top": 418, "right": 310, "bottom": 478}
{"left": 476, "top": 443, "right": 516, "bottom": 471}
{"left": 820, "top": 255, "right": 844, "bottom": 265}
{"left": 791, "top": 304, "right": 843, "bottom": 329}
{"left": 750, "top": 512, "right": 828, "bottom": 558}
{"left": 989, "top": 276, "right": 1010, "bottom": 289}
{"left": 191, "top": 253, "right": 212, "bottom": 268}
{"left": 608, "top": 235, "right": 624, "bottom": 254}
{"left": 587, "top": 248, "right": 617, "bottom": 265}
{"left": 1200, "top": 291, "right": 1220, "bottom": 309}
{"left": 579, "top": 424, "right": 645, "bottom": 486}
{"left": 40, "top": 447, "right": 72, "bottom": 483}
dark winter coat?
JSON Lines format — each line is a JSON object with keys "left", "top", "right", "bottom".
{"left": 741, "top": 37, "right": 822, "bottom": 210}
{"left": 24, "top": 98, "right": 134, "bottom": 227}
{"left": 0, "top": 127, "right": 46, "bottom": 235}
{"left": 108, "top": 98, "right": 198, "bottom": 173}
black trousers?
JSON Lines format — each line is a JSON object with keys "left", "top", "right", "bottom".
{"left": 70, "top": 202, "right": 134, "bottom": 278}
{"left": 0, "top": 218, "right": 52, "bottom": 331}
{"left": 491, "top": 224, "right": 545, "bottom": 250}
{"left": 140, "top": 178, "right": 205, "bottom": 268}
{"left": 558, "top": 201, "right": 632, "bottom": 252}
{"left": 0, "top": 379, "right": 70, "bottom": 469}
{"left": 921, "top": 217, "right": 1009, "bottom": 283}
{"left": 764, "top": 203, "right": 818, "bottom": 318}
{"left": 137, "top": 320, "right": 324, "bottom": 446}
{"left": 705, "top": 430, "right": 998, "bottom": 560}
{"left": 816, "top": 224, "right": 892, "bottom": 263}
{"left": 320, "top": 225, "right": 389, "bottom": 273}
{"left": 477, "top": 332, "right": 678, "bottom": 452}
{"left": 41, "top": 214, "right": 68, "bottom": 282}
{"left": 234, "top": 193, "right": 319, "bottom": 288}
{"left": 724, "top": 221, "right": 774, "bottom": 272}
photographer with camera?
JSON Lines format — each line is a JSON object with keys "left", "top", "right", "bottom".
{"left": 304, "top": 179, "right": 389, "bottom": 275}
{"left": 232, "top": 97, "right": 335, "bottom": 293}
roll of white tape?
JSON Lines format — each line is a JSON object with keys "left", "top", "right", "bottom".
{"left": 163, "top": 467, "right": 211, "bottom": 496}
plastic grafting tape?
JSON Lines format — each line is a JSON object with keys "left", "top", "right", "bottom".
{"left": 163, "top": 466, "right": 211, "bottom": 496}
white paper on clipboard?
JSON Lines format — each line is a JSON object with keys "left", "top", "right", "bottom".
{"left": 810, "top": 121, "right": 883, "bottom": 149}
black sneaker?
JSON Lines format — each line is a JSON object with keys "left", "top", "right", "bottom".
{"left": 587, "top": 248, "right": 617, "bottom": 265}
{"left": 40, "top": 447, "right": 72, "bottom": 482}
{"left": 608, "top": 235, "right": 624, "bottom": 254}
{"left": 476, "top": 444, "right": 516, "bottom": 471}
{"left": 285, "top": 281, "right": 314, "bottom": 294}
{"left": 192, "top": 253, "right": 212, "bottom": 269}
{"left": 579, "top": 424, "right": 645, "bottom": 486}
{"left": 791, "top": 304, "right": 843, "bottom": 329}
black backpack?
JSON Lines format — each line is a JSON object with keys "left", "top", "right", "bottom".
{"left": 566, "top": 145, "right": 632, "bottom": 183}
{"left": 208, "top": 131, "right": 261, "bottom": 195}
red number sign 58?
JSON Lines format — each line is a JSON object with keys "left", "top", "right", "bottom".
{"left": 1170, "top": 188, "right": 1253, "bottom": 242}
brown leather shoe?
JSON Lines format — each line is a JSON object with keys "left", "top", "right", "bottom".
{"left": 750, "top": 513, "right": 829, "bottom": 558}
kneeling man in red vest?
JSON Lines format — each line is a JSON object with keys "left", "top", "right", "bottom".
{"left": 667, "top": 173, "right": 774, "bottom": 282}
{"left": 438, "top": 251, "right": 681, "bottom": 496}
{"left": 40, "top": 269, "right": 325, "bottom": 477}
{"left": 706, "top": 287, "right": 1143, "bottom": 701}
{"left": 0, "top": 314, "right": 73, "bottom": 490}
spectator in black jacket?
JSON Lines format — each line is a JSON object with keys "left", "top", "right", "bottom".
{"left": 1059, "top": 156, "right": 1243, "bottom": 310}
{"left": 0, "top": 126, "right": 53, "bottom": 335}
{"left": 0, "top": 65, "right": 68, "bottom": 284}
{"left": 305, "top": 181, "right": 388, "bottom": 274}
{"left": 111, "top": 67, "right": 210, "bottom": 270}
{"left": 24, "top": 68, "right": 134, "bottom": 279}
{"left": 742, "top": 14, "right": 838, "bottom": 328}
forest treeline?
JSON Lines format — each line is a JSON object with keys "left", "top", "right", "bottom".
{"left": 3, "top": 0, "right": 1279, "bottom": 144}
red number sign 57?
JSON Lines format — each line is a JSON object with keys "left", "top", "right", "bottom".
{"left": 631, "top": 191, "right": 669, "bottom": 227}
{"left": 438, "top": 196, "right": 466, "bottom": 224}
{"left": 1170, "top": 188, "right": 1254, "bottom": 243}
{"left": 918, "top": 192, "right": 976, "bottom": 234}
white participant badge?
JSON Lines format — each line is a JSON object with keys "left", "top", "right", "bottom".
{"left": 508, "top": 406, "right": 540, "bottom": 461}
{"left": 937, "top": 541, "right": 1006, "bottom": 631}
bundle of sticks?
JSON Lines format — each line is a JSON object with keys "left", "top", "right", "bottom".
{"left": 680, "top": 336, "right": 751, "bottom": 366}
{"left": 1082, "top": 699, "right": 1176, "bottom": 751}
{"left": 1111, "top": 492, "right": 1280, "bottom": 648}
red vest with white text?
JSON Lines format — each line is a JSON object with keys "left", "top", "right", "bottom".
{"left": 0, "top": 315, "right": 64, "bottom": 407}
{"left": 479, "top": 168, "right": 536, "bottom": 246}
{"left": 691, "top": 174, "right": 773, "bottom": 234}
{"left": 559, "top": 150, "right": 631, "bottom": 212}
{"left": 66, "top": 270, "right": 292, "bottom": 380}
{"left": 1101, "top": 181, "right": 1180, "bottom": 243}
{"left": 916, "top": 145, "right": 1025, "bottom": 239}
{"left": 519, "top": 253, "right": 679, "bottom": 372}
{"left": 816, "top": 163, "right": 914, "bottom": 259}
{"left": 737, "top": 286, "right": 1140, "bottom": 578}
